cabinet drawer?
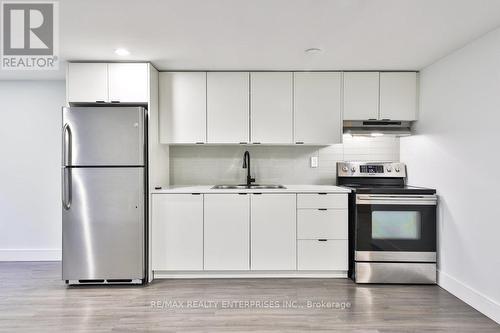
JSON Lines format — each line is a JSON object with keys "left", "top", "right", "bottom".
{"left": 297, "top": 209, "right": 347, "bottom": 240}
{"left": 297, "top": 240, "right": 348, "bottom": 271}
{"left": 297, "top": 194, "right": 347, "bottom": 209}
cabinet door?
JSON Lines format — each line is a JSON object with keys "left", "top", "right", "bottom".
{"left": 67, "top": 63, "right": 108, "bottom": 103}
{"left": 294, "top": 72, "right": 342, "bottom": 144}
{"left": 379, "top": 72, "right": 418, "bottom": 121}
{"left": 152, "top": 194, "right": 203, "bottom": 271}
{"left": 250, "top": 72, "right": 293, "bottom": 144}
{"left": 108, "top": 63, "right": 148, "bottom": 103}
{"left": 159, "top": 72, "right": 207, "bottom": 144}
{"left": 343, "top": 72, "right": 379, "bottom": 120}
{"left": 207, "top": 72, "right": 249, "bottom": 143}
{"left": 251, "top": 194, "right": 296, "bottom": 270}
{"left": 204, "top": 194, "right": 250, "bottom": 270}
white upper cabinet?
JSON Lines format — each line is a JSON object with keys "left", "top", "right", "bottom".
{"left": 293, "top": 72, "right": 343, "bottom": 145}
{"left": 251, "top": 194, "right": 296, "bottom": 270}
{"left": 250, "top": 72, "right": 293, "bottom": 144}
{"left": 154, "top": 70, "right": 418, "bottom": 145}
{"left": 67, "top": 63, "right": 108, "bottom": 103}
{"left": 204, "top": 194, "right": 250, "bottom": 270}
{"left": 159, "top": 72, "right": 207, "bottom": 144}
{"left": 67, "top": 62, "right": 149, "bottom": 104}
{"left": 207, "top": 72, "right": 249, "bottom": 143}
{"left": 343, "top": 72, "right": 380, "bottom": 121}
{"left": 379, "top": 72, "right": 418, "bottom": 121}
{"left": 108, "top": 63, "right": 148, "bottom": 103}
{"left": 344, "top": 71, "right": 418, "bottom": 121}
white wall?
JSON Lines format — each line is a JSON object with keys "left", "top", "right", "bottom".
{"left": 169, "top": 136, "right": 400, "bottom": 185}
{"left": 0, "top": 80, "right": 65, "bottom": 261}
{"left": 401, "top": 27, "right": 500, "bottom": 323}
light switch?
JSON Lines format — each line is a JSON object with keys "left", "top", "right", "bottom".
{"left": 310, "top": 156, "right": 319, "bottom": 168}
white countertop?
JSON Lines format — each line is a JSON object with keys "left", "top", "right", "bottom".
{"left": 151, "top": 185, "right": 351, "bottom": 194}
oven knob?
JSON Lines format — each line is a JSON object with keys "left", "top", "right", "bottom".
{"left": 342, "top": 166, "right": 348, "bottom": 172}
{"left": 395, "top": 167, "right": 400, "bottom": 172}
{"left": 387, "top": 166, "right": 392, "bottom": 172}
{"left": 351, "top": 167, "right": 356, "bottom": 172}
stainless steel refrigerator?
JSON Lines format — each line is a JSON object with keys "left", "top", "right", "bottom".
{"left": 62, "top": 106, "right": 146, "bottom": 285}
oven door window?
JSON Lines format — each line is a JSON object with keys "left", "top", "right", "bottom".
{"left": 356, "top": 204, "right": 436, "bottom": 252}
{"left": 372, "top": 211, "right": 421, "bottom": 240}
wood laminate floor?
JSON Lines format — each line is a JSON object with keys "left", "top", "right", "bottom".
{"left": 0, "top": 262, "right": 498, "bottom": 332}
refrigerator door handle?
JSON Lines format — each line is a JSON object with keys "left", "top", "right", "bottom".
{"left": 62, "top": 123, "right": 72, "bottom": 166}
{"left": 62, "top": 167, "right": 72, "bottom": 210}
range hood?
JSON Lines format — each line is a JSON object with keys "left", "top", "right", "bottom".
{"left": 343, "top": 120, "right": 412, "bottom": 137}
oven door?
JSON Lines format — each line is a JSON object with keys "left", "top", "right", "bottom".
{"left": 355, "top": 194, "right": 437, "bottom": 262}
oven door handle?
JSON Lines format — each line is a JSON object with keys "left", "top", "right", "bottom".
{"left": 356, "top": 194, "right": 437, "bottom": 206}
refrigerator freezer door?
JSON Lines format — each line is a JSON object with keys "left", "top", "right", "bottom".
{"left": 62, "top": 167, "right": 144, "bottom": 281}
{"left": 62, "top": 107, "right": 145, "bottom": 166}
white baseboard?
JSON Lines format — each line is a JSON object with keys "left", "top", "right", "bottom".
{"left": 0, "top": 249, "right": 61, "bottom": 261}
{"left": 438, "top": 270, "right": 500, "bottom": 324}
{"left": 154, "top": 270, "right": 347, "bottom": 279}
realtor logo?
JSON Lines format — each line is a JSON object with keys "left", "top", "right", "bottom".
{"left": 1, "top": 1, "right": 59, "bottom": 70}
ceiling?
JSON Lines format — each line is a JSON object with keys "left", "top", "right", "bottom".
{"left": 2, "top": 0, "right": 500, "bottom": 80}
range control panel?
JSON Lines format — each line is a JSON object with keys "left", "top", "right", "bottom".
{"left": 337, "top": 162, "right": 406, "bottom": 178}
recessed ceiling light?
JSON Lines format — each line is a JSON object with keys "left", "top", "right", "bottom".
{"left": 114, "top": 48, "right": 130, "bottom": 56}
{"left": 304, "top": 48, "right": 322, "bottom": 55}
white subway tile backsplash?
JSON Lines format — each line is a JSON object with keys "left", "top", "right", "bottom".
{"left": 169, "top": 136, "right": 400, "bottom": 185}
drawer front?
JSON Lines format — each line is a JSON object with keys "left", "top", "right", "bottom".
{"left": 297, "top": 240, "right": 348, "bottom": 271}
{"left": 297, "top": 209, "right": 347, "bottom": 240}
{"left": 297, "top": 193, "right": 347, "bottom": 209}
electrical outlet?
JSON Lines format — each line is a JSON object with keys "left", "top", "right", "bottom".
{"left": 310, "top": 156, "right": 319, "bottom": 168}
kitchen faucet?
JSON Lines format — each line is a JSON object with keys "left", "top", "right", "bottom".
{"left": 242, "top": 151, "right": 256, "bottom": 187}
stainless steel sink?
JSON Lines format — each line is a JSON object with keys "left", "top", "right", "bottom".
{"left": 211, "top": 184, "right": 286, "bottom": 190}
{"left": 251, "top": 184, "right": 286, "bottom": 189}
{"left": 211, "top": 185, "right": 245, "bottom": 189}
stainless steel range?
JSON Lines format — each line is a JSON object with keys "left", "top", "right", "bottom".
{"left": 337, "top": 162, "right": 437, "bottom": 284}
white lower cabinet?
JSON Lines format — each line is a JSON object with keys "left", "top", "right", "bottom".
{"left": 152, "top": 192, "right": 349, "bottom": 275}
{"left": 296, "top": 193, "right": 348, "bottom": 271}
{"left": 251, "top": 194, "right": 296, "bottom": 270}
{"left": 297, "top": 240, "right": 348, "bottom": 271}
{"left": 204, "top": 194, "right": 250, "bottom": 270}
{"left": 152, "top": 194, "right": 203, "bottom": 271}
